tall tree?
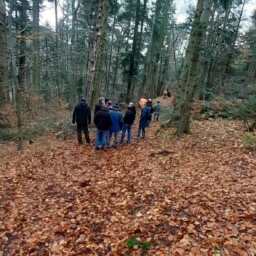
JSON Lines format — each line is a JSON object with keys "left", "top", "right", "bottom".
{"left": 0, "top": 0, "right": 8, "bottom": 106}
{"left": 32, "top": 0, "right": 40, "bottom": 94}
{"left": 126, "top": 0, "right": 141, "bottom": 102}
{"left": 17, "top": 0, "right": 29, "bottom": 90}
{"left": 69, "top": 0, "right": 81, "bottom": 105}
{"left": 175, "top": 0, "right": 213, "bottom": 135}
{"left": 141, "top": 0, "right": 171, "bottom": 98}
{"left": 8, "top": 0, "right": 23, "bottom": 150}
{"left": 85, "top": 0, "right": 109, "bottom": 107}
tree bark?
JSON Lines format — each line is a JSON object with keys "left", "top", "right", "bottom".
{"left": 0, "top": 0, "right": 8, "bottom": 106}
{"left": 32, "top": 0, "right": 40, "bottom": 94}
{"left": 176, "top": 0, "right": 213, "bottom": 135}
{"left": 141, "top": 0, "right": 170, "bottom": 98}
{"left": 18, "top": 0, "right": 28, "bottom": 91}
{"left": 85, "top": 0, "right": 109, "bottom": 108}
{"left": 247, "top": 53, "right": 256, "bottom": 84}
{"left": 126, "top": 0, "right": 140, "bottom": 103}
{"left": 70, "top": 0, "right": 81, "bottom": 105}
{"left": 8, "top": 0, "right": 23, "bottom": 150}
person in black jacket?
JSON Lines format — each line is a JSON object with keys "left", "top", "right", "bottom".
{"left": 94, "top": 97, "right": 104, "bottom": 116}
{"left": 94, "top": 105, "right": 112, "bottom": 150}
{"left": 146, "top": 99, "right": 153, "bottom": 127}
{"left": 72, "top": 96, "right": 91, "bottom": 144}
{"left": 120, "top": 102, "right": 136, "bottom": 143}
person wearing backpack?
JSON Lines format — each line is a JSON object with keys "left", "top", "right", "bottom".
{"left": 94, "top": 105, "right": 112, "bottom": 150}
{"left": 153, "top": 101, "right": 161, "bottom": 122}
{"left": 146, "top": 99, "right": 153, "bottom": 127}
{"left": 108, "top": 103, "right": 123, "bottom": 147}
{"left": 120, "top": 102, "right": 136, "bottom": 143}
{"left": 137, "top": 100, "right": 149, "bottom": 139}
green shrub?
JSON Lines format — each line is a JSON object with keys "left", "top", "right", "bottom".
{"left": 125, "top": 235, "right": 152, "bottom": 256}
{"left": 234, "top": 95, "right": 256, "bottom": 120}
{"left": 242, "top": 133, "right": 256, "bottom": 150}
{"left": 0, "top": 129, "right": 13, "bottom": 143}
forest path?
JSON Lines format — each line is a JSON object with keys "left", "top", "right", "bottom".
{"left": 0, "top": 119, "right": 255, "bottom": 255}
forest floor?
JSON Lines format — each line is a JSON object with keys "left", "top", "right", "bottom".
{"left": 0, "top": 112, "right": 256, "bottom": 255}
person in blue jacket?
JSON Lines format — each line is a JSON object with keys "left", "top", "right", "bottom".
{"left": 72, "top": 96, "right": 91, "bottom": 144}
{"left": 138, "top": 101, "right": 149, "bottom": 139}
{"left": 108, "top": 103, "right": 123, "bottom": 147}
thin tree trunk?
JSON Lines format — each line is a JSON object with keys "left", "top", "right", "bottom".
{"left": 18, "top": 0, "right": 27, "bottom": 91}
{"left": 105, "top": 0, "right": 117, "bottom": 98}
{"left": 141, "top": 0, "right": 170, "bottom": 98}
{"left": 8, "top": 0, "right": 23, "bottom": 150}
{"left": 130, "top": 0, "right": 147, "bottom": 100}
{"left": 247, "top": 53, "right": 256, "bottom": 84}
{"left": 221, "top": 0, "right": 246, "bottom": 84}
{"left": 70, "top": 0, "right": 81, "bottom": 105}
{"left": 54, "top": 0, "right": 61, "bottom": 104}
{"left": 0, "top": 0, "right": 8, "bottom": 105}
{"left": 32, "top": 0, "right": 40, "bottom": 94}
{"left": 126, "top": 0, "right": 140, "bottom": 103}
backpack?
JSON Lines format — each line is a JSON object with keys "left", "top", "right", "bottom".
{"left": 146, "top": 107, "right": 151, "bottom": 120}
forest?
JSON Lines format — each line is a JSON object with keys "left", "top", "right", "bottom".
{"left": 0, "top": 0, "right": 256, "bottom": 255}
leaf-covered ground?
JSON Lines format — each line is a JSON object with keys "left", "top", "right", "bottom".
{"left": 0, "top": 119, "right": 255, "bottom": 255}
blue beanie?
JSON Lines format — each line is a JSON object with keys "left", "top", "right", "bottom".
{"left": 81, "top": 96, "right": 86, "bottom": 102}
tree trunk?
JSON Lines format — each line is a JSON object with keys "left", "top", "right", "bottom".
{"left": 176, "top": 0, "right": 213, "bottom": 135}
{"left": 18, "top": 0, "right": 28, "bottom": 91}
{"left": 221, "top": 0, "right": 246, "bottom": 86}
{"left": 0, "top": 0, "right": 8, "bottom": 106}
{"left": 85, "top": 0, "right": 109, "bottom": 108}
{"left": 32, "top": 0, "right": 40, "bottom": 94}
{"left": 70, "top": 0, "right": 81, "bottom": 105}
{"left": 105, "top": 1, "right": 116, "bottom": 98}
{"left": 247, "top": 53, "right": 256, "bottom": 84}
{"left": 8, "top": 0, "right": 23, "bottom": 150}
{"left": 126, "top": 0, "right": 140, "bottom": 103}
{"left": 54, "top": 0, "right": 61, "bottom": 104}
{"left": 141, "top": 0, "right": 170, "bottom": 98}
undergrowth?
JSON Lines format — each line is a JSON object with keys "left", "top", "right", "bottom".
{"left": 125, "top": 235, "right": 152, "bottom": 256}
{"left": 242, "top": 133, "right": 256, "bottom": 150}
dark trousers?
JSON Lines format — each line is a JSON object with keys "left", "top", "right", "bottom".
{"left": 77, "top": 123, "right": 90, "bottom": 144}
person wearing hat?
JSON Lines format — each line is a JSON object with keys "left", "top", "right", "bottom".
{"left": 94, "top": 97, "right": 105, "bottom": 116}
{"left": 120, "top": 102, "right": 136, "bottom": 143}
{"left": 138, "top": 99, "right": 149, "bottom": 139}
{"left": 146, "top": 98, "right": 153, "bottom": 126}
{"left": 153, "top": 101, "right": 161, "bottom": 122}
{"left": 94, "top": 104, "right": 112, "bottom": 150}
{"left": 106, "top": 100, "right": 113, "bottom": 111}
{"left": 108, "top": 103, "right": 123, "bottom": 147}
{"left": 72, "top": 96, "right": 91, "bottom": 144}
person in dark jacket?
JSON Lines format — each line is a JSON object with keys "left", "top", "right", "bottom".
{"left": 108, "top": 103, "right": 123, "bottom": 147}
{"left": 153, "top": 101, "right": 161, "bottom": 122}
{"left": 94, "top": 97, "right": 104, "bottom": 116}
{"left": 138, "top": 101, "right": 149, "bottom": 139}
{"left": 94, "top": 105, "right": 112, "bottom": 150}
{"left": 72, "top": 96, "right": 91, "bottom": 144}
{"left": 121, "top": 102, "right": 136, "bottom": 143}
{"left": 146, "top": 99, "right": 153, "bottom": 127}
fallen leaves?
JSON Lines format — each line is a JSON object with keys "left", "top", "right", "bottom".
{"left": 0, "top": 119, "right": 255, "bottom": 255}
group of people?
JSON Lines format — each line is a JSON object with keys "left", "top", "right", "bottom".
{"left": 72, "top": 96, "right": 161, "bottom": 150}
